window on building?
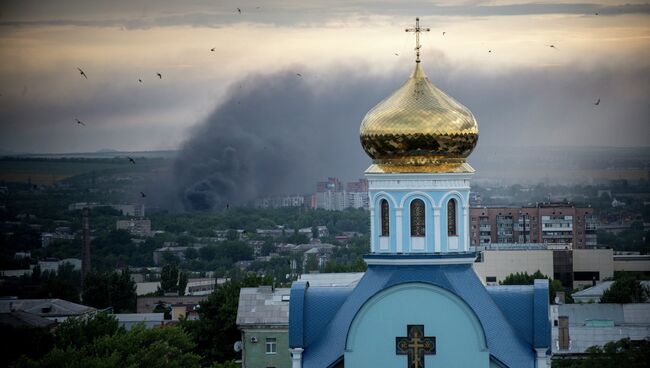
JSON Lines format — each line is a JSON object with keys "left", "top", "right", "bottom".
{"left": 410, "top": 199, "right": 425, "bottom": 237}
{"left": 266, "top": 338, "right": 277, "bottom": 354}
{"left": 380, "top": 199, "right": 389, "bottom": 236}
{"left": 447, "top": 199, "right": 457, "bottom": 236}
{"left": 558, "top": 316, "right": 570, "bottom": 350}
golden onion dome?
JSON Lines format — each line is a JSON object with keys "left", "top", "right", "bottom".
{"left": 360, "top": 63, "right": 478, "bottom": 173}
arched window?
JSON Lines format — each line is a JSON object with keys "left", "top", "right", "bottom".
{"left": 410, "top": 199, "right": 425, "bottom": 237}
{"left": 447, "top": 199, "right": 457, "bottom": 236}
{"left": 380, "top": 199, "right": 389, "bottom": 236}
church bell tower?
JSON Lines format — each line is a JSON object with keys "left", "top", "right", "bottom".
{"left": 361, "top": 18, "right": 479, "bottom": 264}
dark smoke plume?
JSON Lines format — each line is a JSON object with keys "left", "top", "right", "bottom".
{"left": 173, "top": 66, "right": 395, "bottom": 211}
{"left": 172, "top": 59, "right": 650, "bottom": 210}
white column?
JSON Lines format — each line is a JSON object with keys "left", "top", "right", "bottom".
{"left": 433, "top": 207, "right": 441, "bottom": 252}
{"left": 463, "top": 206, "right": 469, "bottom": 252}
{"left": 535, "top": 348, "right": 549, "bottom": 368}
{"left": 369, "top": 209, "right": 376, "bottom": 253}
{"left": 395, "top": 208, "right": 403, "bottom": 253}
{"left": 291, "top": 348, "right": 304, "bottom": 368}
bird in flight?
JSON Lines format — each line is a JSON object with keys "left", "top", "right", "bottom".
{"left": 156, "top": 73, "right": 162, "bottom": 79}
{"left": 210, "top": 47, "right": 216, "bottom": 52}
{"left": 237, "top": 7, "right": 241, "bottom": 14}
{"left": 138, "top": 79, "right": 143, "bottom": 83}
{"left": 77, "top": 67, "right": 87, "bottom": 79}
{"left": 140, "top": 191, "right": 146, "bottom": 198}
{"left": 549, "top": 45, "right": 558, "bottom": 49}
{"left": 127, "top": 157, "right": 136, "bottom": 164}
{"left": 488, "top": 50, "right": 492, "bottom": 53}
{"left": 442, "top": 31, "right": 446, "bottom": 36}
{"left": 594, "top": 98, "right": 600, "bottom": 106}
{"left": 75, "top": 118, "right": 85, "bottom": 126}
{"left": 595, "top": 12, "right": 599, "bottom": 15}
{"left": 394, "top": 52, "right": 399, "bottom": 56}
{"left": 296, "top": 73, "right": 302, "bottom": 77}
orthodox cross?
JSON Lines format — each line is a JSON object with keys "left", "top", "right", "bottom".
{"left": 396, "top": 325, "right": 436, "bottom": 368}
{"left": 405, "top": 17, "right": 430, "bottom": 63}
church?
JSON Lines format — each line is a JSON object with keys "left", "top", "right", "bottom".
{"left": 287, "top": 19, "right": 551, "bottom": 368}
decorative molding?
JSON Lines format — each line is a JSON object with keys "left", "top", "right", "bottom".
{"left": 398, "top": 191, "right": 437, "bottom": 208}
{"left": 372, "top": 191, "right": 398, "bottom": 208}
{"left": 369, "top": 178, "right": 471, "bottom": 191}
{"left": 364, "top": 257, "right": 475, "bottom": 265}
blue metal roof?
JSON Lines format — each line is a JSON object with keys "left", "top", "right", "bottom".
{"left": 487, "top": 285, "right": 535, "bottom": 346}
{"left": 290, "top": 262, "right": 549, "bottom": 368}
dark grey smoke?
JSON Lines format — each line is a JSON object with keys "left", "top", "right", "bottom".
{"left": 172, "top": 58, "right": 649, "bottom": 210}
{"left": 173, "top": 67, "right": 396, "bottom": 211}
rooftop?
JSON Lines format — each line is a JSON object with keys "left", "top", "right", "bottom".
{"left": 0, "top": 299, "right": 95, "bottom": 317}
{"left": 236, "top": 286, "right": 291, "bottom": 326}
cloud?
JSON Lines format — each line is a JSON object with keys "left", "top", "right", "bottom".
{"left": 1, "top": 1, "right": 648, "bottom": 29}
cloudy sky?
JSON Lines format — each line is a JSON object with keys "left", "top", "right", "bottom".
{"left": 0, "top": 0, "right": 648, "bottom": 154}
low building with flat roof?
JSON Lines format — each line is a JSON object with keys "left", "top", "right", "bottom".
{"left": 237, "top": 286, "right": 291, "bottom": 368}
{"left": 551, "top": 303, "right": 650, "bottom": 354}
{"left": 0, "top": 299, "right": 95, "bottom": 322}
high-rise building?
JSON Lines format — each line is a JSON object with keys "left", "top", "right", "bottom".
{"left": 314, "top": 178, "right": 369, "bottom": 210}
{"left": 469, "top": 203, "right": 597, "bottom": 248}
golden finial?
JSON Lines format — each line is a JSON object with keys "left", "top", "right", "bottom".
{"left": 405, "top": 17, "right": 430, "bottom": 63}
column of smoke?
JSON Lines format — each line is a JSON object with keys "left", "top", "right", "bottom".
{"left": 173, "top": 67, "right": 396, "bottom": 211}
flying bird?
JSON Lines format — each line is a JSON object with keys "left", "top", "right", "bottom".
{"left": 140, "top": 191, "right": 146, "bottom": 198}
{"left": 237, "top": 7, "right": 241, "bottom": 14}
{"left": 488, "top": 50, "right": 492, "bottom": 53}
{"left": 296, "top": 73, "right": 302, "bottom": 77}
{"left": 75, "top": 118, "right": 85, "bottom": 126}
{"left": 127, "top": 157, "right": 136, "bottom": 164}
{"left": 595, "top": 12, "right": 599, "bottom": 15}
{"left": 77, "top": 67, "right": 87, "bottom": 79}
{"left": 156, "top": 73, "right": 162, "bottom": 79}
{"left": 138, "top": 79, "right": 142, "bottom": 83}
{"left": 549, "top": 45, "right": 558, "bottom": 49}
{"left": 442, "top": 31, "right": 446, "bottom": 36}
{"left": 210, "top": 47, "right": 215, "bottom": 52}
{"left": 394, "top": 52, "right": 399, "bottom": 56}
{"left": 594, "top": 98, "right": 600, "bottom": 106}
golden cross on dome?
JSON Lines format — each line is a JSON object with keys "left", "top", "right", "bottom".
{"left": 405, "top": 17, "right": 430, "bottom": 63}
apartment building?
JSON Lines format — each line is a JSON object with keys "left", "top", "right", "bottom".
{"left": 470, "top": 202, "right": 597, "bottom": 249}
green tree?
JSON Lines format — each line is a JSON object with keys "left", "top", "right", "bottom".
{"left": 54, "top": 313, "right": 120, "bottom": 349}
{"left": 501, "top": 270, "right": 564, "bottom": 303}
{"left": 552, "top": 338, "right": 650, "bottom": 368}
{"left": 160, "top": 264, "right": 180, "bottom": 294}
{"left": 82, "top": 269, "right": 136, "bottom": 313}
{"left": 601, "top": 276, "right": 650, "bottom": 303}
{"left": 260, "top": 240, "right": 276, "bottom": 256}
{"left": 225, "top": 229, "right": 239, "bottom": 241}
{"left": 180, "top": 274, "right": 272, "bottom": 365}
{"left": 185, "top": 247, "right": 199, "bottom": 260}
{"left": 17, "top": 324, "right": 200, "bottom": 368}
{"left": 305, "top": 253, "right": 319, "bottom": 272}
{"left": 178, "top": 271, "right": 189, "bottom": 296}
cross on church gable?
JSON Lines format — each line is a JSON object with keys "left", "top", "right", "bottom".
{"left": 396, "top": 324, "right": 436, "bottom": 368}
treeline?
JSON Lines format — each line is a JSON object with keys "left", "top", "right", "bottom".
{"left": 2, "top": 274, "right": 272, "bottom": 367}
